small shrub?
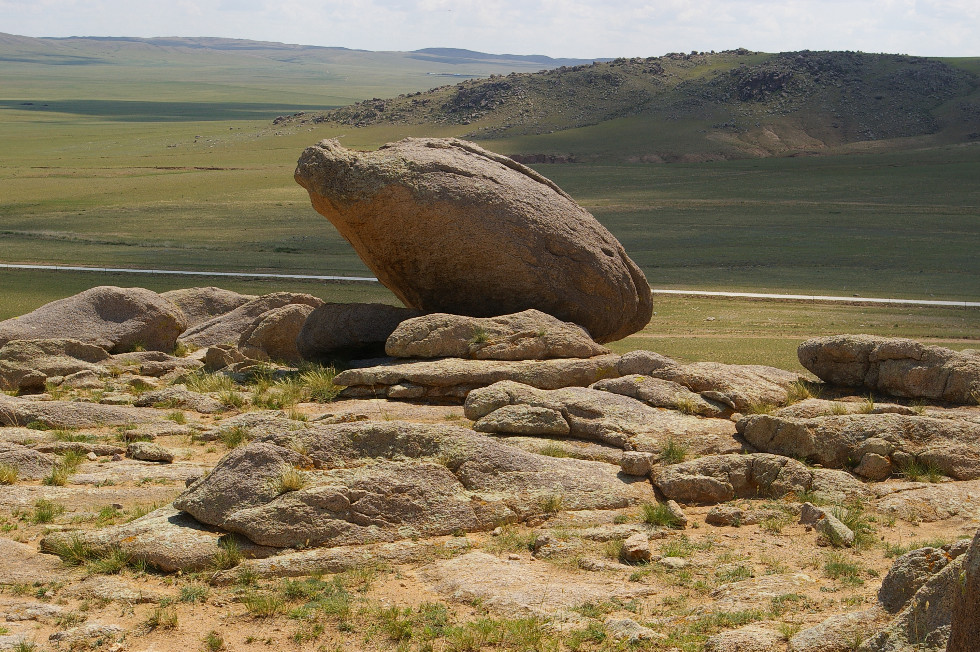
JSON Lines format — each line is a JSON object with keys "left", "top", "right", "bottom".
{"left": 219, "top": 426, "right": 249, "bottom": 448}
{"left": 858, "top": 395, "right": 876, "bottom": 414}
{"left": 212, "top": 538, "right": 243, "bottom": 570}
{"left": 203, "top": 630, "right": 224, "bottom": 651}
{"left": 0, "top": 463, "right": 17, "bottom": 485}
{"left": 166, "top": 410, "right": 187, "bottom": 424}
{"left": 660, "top": 438, "right": 688, "bottom": 464}
{"left": 776, "top": 621, "right": 803, "bottom": 640}
{"left": 641, "top": 502, "right": 682, "bottom": 528}
{"left": 469, "top": 326, "right": 490, "bottom": 345}
{"left": 275, "top": 466, "right": 307, "bottom": 493}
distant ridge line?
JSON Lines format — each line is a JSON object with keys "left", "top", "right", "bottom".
{"left": 2, "top": 263, "right": 976, "bottom": 307}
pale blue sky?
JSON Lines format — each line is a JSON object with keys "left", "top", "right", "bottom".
{"left": 2, "top": 0, "right": 977, "bottom": 58}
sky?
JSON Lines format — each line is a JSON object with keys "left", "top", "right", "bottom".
{"left": 1, "top": 0, "right": 977, "bottom": 58}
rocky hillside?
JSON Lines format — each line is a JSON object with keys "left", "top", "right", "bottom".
{"left": 286, "top": 49, "right": 980, "bottom": 160}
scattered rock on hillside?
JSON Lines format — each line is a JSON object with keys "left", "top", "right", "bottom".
{"left": 788, "top": 607, "right": 888, "bottom": 652}
{"left": 704, "top": 626, "right": 783, "bottom": 652}
{"left": 108, "top": 350, "right": 203, "bottom": 377}
{"left": 160, "top": 286, "right": 256, "bottom": 328}
{"left": 0, "top": 286, "right": 186, "bottom": 353}
{"left": 238, "top": 303, "right": 317, "bottom": 364}
{"left": 465, "top": 380, "right": 738, "bottom": 454}
{"left": 133, "top": 385, "right": 223, "bottom": 413}
{"left": 177, "top": 292, "right": 323, "bottom": 349}
{"left": 878, "top": 546, "right": 958, "bottom": 613}
{"left": 799, "top": 502, "right": 854, "bottom": 547}
{"left": 173, "top": 421, "right": 652, "bottom": 548}
{"left": 334, "top": 354, "right": 623, "bottom": 401}
{"left": 0, "top": 338, "right": 110, "bottom": 393}
{"left": 947, "top": 528, "right": 980, "bottom": 652}
{"left": 738, "top": 412, "right": 980, "bottom": 480}
{"left": 297, "top": 302, "right": 423, "bottom": 360}
{"left": 294, "top": 137, "right": 652, "bottom": 343}
{"left": 386, "top": 309, "right": 609, "bottom": 360}
{"left": 127, "top": 442, "right": 176, "bottom": 463}
{"left": 799, "top": 335, "right": 980, "bottom": 404}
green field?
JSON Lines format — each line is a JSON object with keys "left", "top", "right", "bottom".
{"left": 1, "top": 35, "right": 978, "bottom": 364}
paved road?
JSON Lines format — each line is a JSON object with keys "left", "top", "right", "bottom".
{"left": 3, "top": 263, "right": 978, "bottom": 308}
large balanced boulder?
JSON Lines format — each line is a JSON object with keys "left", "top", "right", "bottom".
{"left": 173, "top": 420, "right": 652, "bottom": 548}
{"left": 177, "top": 292, "right": 323, "bottom": 349}
{"left": 798, "top": 335, "right": 980, "bottom": 404}
{"left": 160, "top": 287, "right": 256, "bottom": 329}
{"left": 296, "top": 302, "right": 422, "bottom": 360}
{"left": 0, "top": 338, "right": 110, "bottom": 393}
{"left": 294, "top": 137, "right": 652, "bottom": 343}
{"left": 738, "top": 413, "right": 980, "bottom": 480}
{"left": 0, "top": 286, "right": 186, "bottom": 353}
{"left": 386, "top": 310, "right": 609, "bottom": 360}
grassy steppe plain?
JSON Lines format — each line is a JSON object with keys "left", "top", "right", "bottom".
{"left": 1, "top": 39, "right": 977, "bottom": 367}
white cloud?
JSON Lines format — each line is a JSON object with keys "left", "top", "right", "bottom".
{"left": 0, "top": 0, "right": 976, "bottom": 56}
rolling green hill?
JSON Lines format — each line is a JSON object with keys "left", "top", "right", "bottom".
{"left": 284, "top": 49, "right": 980, "bottom": 162}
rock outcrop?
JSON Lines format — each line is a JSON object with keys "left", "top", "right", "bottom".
{"left": 0, "top": 339, "right": 110, "bottom": 393}
{"left": 173, "top": 421, "right": 652, "bottom": 548}
{"left": 592, "top": 375, "right": 729, "bottom": 417}
{"left": 294, "top": 137, "right": 652, "bottom": 343}
{"left": 799, "top": 335, "right": 980, "bottom": 404}
{"left": 334, "top": 354, "right": 623, "bottom": 401}
{"left": 0, "top": 286, "right": 186, "bottom": 353}
{"left": 947, "top": 528, "right": 980, "bottom": 652}
{"left": 738, "top": 413, "right": 980, "bottom": 480}
{"left": 464, "top": 380, "right": 739, "bottom": 454}
{"left": 238, "top": 302, "right": 317, "bottom": 364}
{"left": 297, "top": 302, "right": 422, "bottom": 360}
{"left": 652, "top": 453, "right": 813, "bottom": 504}
{"left": 160, "top": 287, "right": 256, "bottom": 329}
{"left": 386, "top": 310, "right": 609, "bottom": 360}
{"left": 177, "top": 292, "right": 323, "bottom": 349}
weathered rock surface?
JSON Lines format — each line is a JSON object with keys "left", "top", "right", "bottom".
{"left": 294, "top": 137, "right": 652, "bottom": 343}
{"left": 418, "top": 550, "right": 657, "bottom": 619}
{"left": 160, "top": 286, "right": 256, "bottom": 328}
{"left": 947, "top": 528, "right": 980, "bottom": 652}
{"left": 133, "top": 385, "right": 223, "bottom": 413}
{"left": 648, "top": 361, "right": 801, "bottom": 411}
{"left": 704, "top": 626, "right": 783, "bottom": 652}
{"left": 800, "top": 502, "right": 854, "bottom": 547}
{"left": 0, "top": 537, "right": 68, "bottom": 584}
{"left": 127, "top": 442, "right": 175, "bottom": 463}
{"left": 0, "top": 286, "right": 185, "bottom": 353}
{"left": 173, "top": 421, "right": 652, "bottom": 548}
{"left": 592, "top": 374, "right": 729, "bottom": 417}
{"left": 465, "top": 381, "right": 738, "bottom": 454}
{"left": 859, "top": 552, "right": 964, "bottom": 651}
{"left": 788, "top": 607, "right": 888, "bottom": 652}
{"left": 877, "top": 546, "right": 956, "bottom": 613}
{"left": 705, "top": 505, "right": 782, "bottom": 527}
{"left": 652, "top": 453, "right": 814, "bottom": 504}
{"left": 386, "top": 309, "right": 609, "bottom": 360}
{"left": 710, "top": 573, "right": 817, "bottom": 612}
{"left": 238, "top": 303, "right": 317, "bottom": 364}
{"left": 738, "top": 413, "right": 980, "bottom": 480}
{"left": 874, "top": 479, "right": 980, "bottom": 522}
{"left": 0, "top": 443, "right": 56, "bottom": 479}
{"left": 775, "top": 398, "right": 917, "bottom": 419}
{"left": 335, "top": 354, "right": 624, "bottom": 401}
{"left": 799, "top": 335, "right": 980, "bottom": 404}
{"left": 0, "top": 338, "right": 110, "bottom": 393}
{"left": 177, "top": 292, "right": 323, "bottom": 349}
{"left": 0, "top": 394, "right": 160, "bottom": 429}
{"left": 622, "top": 532, "right": 652, "bottom": 562}
{"left": 64, "top": 575, "right": 171, "bottom": 604}
{"left": 297, "top": 302, "right": 422, "bottom": 360}
{"left": 108, "top": 350, "right": 203, "bottom": 377}
{"left": 41, "top": 506, "right": 278, "bottom": 572}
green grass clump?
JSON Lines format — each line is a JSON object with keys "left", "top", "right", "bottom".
{"left": 219, "top": 426, "right": 250, "bottom": 448}
{"left": 299, "top": 365, "right": 342, "bottom": 402}
{"left": 831, "top": 503, "right": 876, "bottom": 548}
{"left": 242, "top": 592, "right": 285, "bottom": 617}
{"left": 203, "top": 631, "right": 224, "bottom": 651}
{"left": 212, "top": 538, "right": 243, "bottom": 570}
{"left": 144, "top": 606, "right": 178, "bottom": 630}
{"left": 537, "top": 492, "right": 564, "bottom": 514}
{"left": 537, "top": 443, "right": 569, "bottom": 458}
{"left": 785, "top": 379, "right": 820, "bottom": 404}
{"left": 823, "top": 551, "right": 866, "bottom": 586}
{"left": 183, "top": 371, "right": 235, "bottom": 393}
{"left": 0, "top": 463, "right": 17, "bottom": 485}
{"left": 660, "top": 438, "right": 688, "bottom": 464}
{"left": 27, "top": 498, "right": 64, "bottom": 524}
{"left": 166, "top": 410, "right": 187, "bottom": 424}
{"left": 179, "top": 583, "right": 210, "bottom": 604}
{"left": 275, "top": 466, "right": 307, "bottom": 493}
{"left": 642, "top": 502, "right": 683, "bottom": 528}
{"left": 897, "top": 458, "right": 946, "bottom": 483}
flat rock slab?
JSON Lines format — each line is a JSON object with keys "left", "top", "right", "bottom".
{"left": 0, "top": 484, "right": 183, "bottom": 512}
{"left": 0, "top": 394, "right": 161, "bottom": 429}
{"left": 799, "top": 335, "right": 980, "bottom": 404}
{"left": 653, "top": 453, "right": 815, "bottom": 505}
{"left": 418, "top": 551, "right": 658, "bottom": 619}
{"left": 174, "top": 421, "right": 652, "bottom": 548}
{"left": 41, "top": 506, "right": 279, "bottom": 573}
{"left": 177, "top": 292, "right": 323, "bottom": 349}
{"left": 739, "top": 412, "right": 980, "bottom": 480}
{"left": 386, "top": 310, "right": 609, "bottom": 360}
{"left": 465, "top": 380, "right": 739, "bottom": 455}
{"left": 0, "top": 443, "right": 56, "bottom": 479}
{"left": 0, "top": 338, "right": 110, "bottom": 393}
{"left": 294, "top": 137, "right": 652, "bottom": 343}
{"left": 160, "top": 287, "right": 256, "bottom": 329}
{"left": 875, "top": 479, "right": 980, "bottom": 522}
{"left": 0, "top": 538, "right": 70, "bottom": 585}
{"left": 709, "top": 573, "right": 817, "bottom": 612}
{"left": 335, "top": 354, "right": 624, "bottom": 401}
{"left": 593, "top": 375, "right": 729, "bottom": 417}
{"left": 63, "top": 575, "right": 172, "bottom": 604}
